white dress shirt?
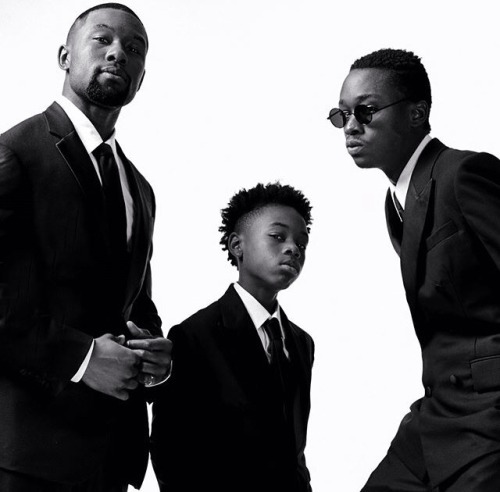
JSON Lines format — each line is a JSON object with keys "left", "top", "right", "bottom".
{"left": 56, "top": 96, "right": 134, "bottom": 243}
{"left": 56, "top": 96, "right": 135, "bottom": 382}
{"left": 233, "top": 282, "right": 289, "bottom": 361}
{"left": 390, "top": 133, "right": 432, "bottom": 213}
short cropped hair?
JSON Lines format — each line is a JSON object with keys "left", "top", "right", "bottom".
{"left": 67, "top": 3, "right": 146, "bottom": 45}
{"left": 352, "top": 48, "right": 431, "bottom": 131}
{"left": 219, "top": 182, "right": 313, "bottom": 267}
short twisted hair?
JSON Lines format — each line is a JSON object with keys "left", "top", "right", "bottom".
{"left": 352, "top": 48, "right": 431, "bottom": 131}
{"left": 219, "top": 182, "right": 313, "bottom": 267}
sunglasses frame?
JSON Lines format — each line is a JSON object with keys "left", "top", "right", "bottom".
{"left": 327, "top": 97, "right": 409, "bottom": 128}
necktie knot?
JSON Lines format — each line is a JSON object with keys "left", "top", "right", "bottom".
{"left": 93, "top": 142, "right": 114, "bottom": 160}
{"left": 263, "top": 317, "right": 282, "bottom": 341}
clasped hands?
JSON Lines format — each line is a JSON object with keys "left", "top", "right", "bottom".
{"left": 82, "top": 321, "right": 172, "bottom": 401}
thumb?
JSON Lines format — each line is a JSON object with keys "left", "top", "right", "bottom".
{"left": 126, "top": 320, "right": 153, "bottom": 339}
{"left": 112, "top": 334, "right": 127, "bottom": 345}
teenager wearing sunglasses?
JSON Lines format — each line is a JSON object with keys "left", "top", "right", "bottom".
{"left": 332, "top": 48, "right": 500, "bottom": 491}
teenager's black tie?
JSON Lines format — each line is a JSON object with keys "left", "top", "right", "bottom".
{"left": 93, "top": 143, "right": 127, "bottom": 254}
{"left": 263, "top": 318, "right": 288, "bottom": 392}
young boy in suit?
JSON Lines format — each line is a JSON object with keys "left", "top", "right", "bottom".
{"left": 151, "top": 182, "right": 314, "bottom": 492}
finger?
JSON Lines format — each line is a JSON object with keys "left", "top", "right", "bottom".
{"left": 139, "top": 361, "right": 170, "bottom": 376}
{"left": 132, "top": 348, "right": 172, "bottom": 366}
{"left": 126, "top": 321, "right": 153, "bottom": 339}
{"left": 128, "top": 337, "right": 172, "bottom": 352}
{"left": 114, "top": 389, "right": 130, "bottom": 401}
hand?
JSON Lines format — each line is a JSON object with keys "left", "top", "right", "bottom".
{"left": 81, "top": 334, "right": 141, "bottom": 400}
{"left": 126, "top": 321, "right": 173, "bottom": 386}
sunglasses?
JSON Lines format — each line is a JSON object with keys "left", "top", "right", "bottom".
{"left": 327, "top": 97, "right": 409, "bottom": 128}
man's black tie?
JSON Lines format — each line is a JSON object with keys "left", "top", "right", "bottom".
{"left": 93, "top": 143, "right": 127, "bottom": 255}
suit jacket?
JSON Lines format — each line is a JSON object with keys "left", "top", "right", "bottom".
{"left": 150, "top": 285, "right": 314, "bottom": 492}
{"left": 385, "top": 138, "right": 500, "bottom": 486}
{"left": 0, "top": 102, "right": 161, "bottom": 487}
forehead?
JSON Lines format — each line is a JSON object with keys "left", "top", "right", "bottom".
{"left": 247, "top": 205, "right": 308, "bottom": 233}
{"left": 339, "top": 68, "right": 399, "bottom": 104}
{"left": 75, "top": 8, "right": 148, "bottom": 47}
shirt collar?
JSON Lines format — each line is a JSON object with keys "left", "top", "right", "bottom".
{"left": 233, "top": 282, "right": 282, "bottom": 330}
{"left": 56, "top": 95, "right": 117, "bottom": 155}
{"left": 391, "top": 134, "right": 432, "bottom": 207}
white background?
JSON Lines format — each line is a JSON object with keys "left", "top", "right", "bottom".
{"left": 1, "top": 1, "right": 499, "bottom": 490}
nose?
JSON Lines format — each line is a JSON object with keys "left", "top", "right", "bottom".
{"left": 106, "top": 41, "right": 128, "bottom": 65}
{"left": 344, "top": 113, "right": 362, "bottom": 136}
{"left": 284, "top": 241, "right": 301, "bottom": 259}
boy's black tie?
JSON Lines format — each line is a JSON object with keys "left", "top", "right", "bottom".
{"left": 93, "top": 143, "right": 127, "bottom": 254}
{"left": 263, "top": 317, "right": 288, "bottom": 389}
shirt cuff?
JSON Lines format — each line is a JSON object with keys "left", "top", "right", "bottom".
{"left": 71, "top": 340, "right": 94, "bottom": 383}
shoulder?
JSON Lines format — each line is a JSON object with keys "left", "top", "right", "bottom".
{"left": 287, "top": 318, "right": 315, "bottom": 353}
{"left": 168, "top": 298, "right": 222, "bottom": 341}
{"left": 0, "top": 112, "right": 47, "bottom": 152}
{"left": 434, "top": 143, "right": 499, "bottom": 178}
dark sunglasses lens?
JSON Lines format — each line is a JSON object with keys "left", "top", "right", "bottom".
{"left": 328, "top": 109, "right": 345, "bottom": 128}
{"left": 354, "top": 105, "right": 372, "bottom": 125}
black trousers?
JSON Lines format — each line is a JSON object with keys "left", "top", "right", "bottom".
{"left": 0, "top": 467, "right": 128, "bottom": 492}
{"left": 361, "top": 447, "right": 500, "bottom": 492}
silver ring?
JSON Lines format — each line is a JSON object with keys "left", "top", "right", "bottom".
{"left": 143, "top": 374, "right": 155, "bottom": 386}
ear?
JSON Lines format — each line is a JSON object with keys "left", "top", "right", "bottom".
{"left": 58, "top": 45, "right": 70, "bottom": 71}
{"left": 409, "top": 100, "right": 429, "bottom": 129}
{"left": 228, "top": 232, "right": 243, "bottom": 263}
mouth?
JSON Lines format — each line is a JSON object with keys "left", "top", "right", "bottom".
{"left": 280, "top": 261, "right": 300, "bottom": 276}
{"left": 346, "top": 140, "right": 364, "bottom": 156}
{"left": 100, "top": 66, "right": 129, "bottom": 83}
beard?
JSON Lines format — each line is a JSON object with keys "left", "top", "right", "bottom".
{"left": 85, "top": 70, "right": 130, "bottom": 108}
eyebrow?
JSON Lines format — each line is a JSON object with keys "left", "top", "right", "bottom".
{"left": 270, "top": 222, "right": 309, "bottom": 238}
{"left": 93, "top": 24, "right": 147, "bottom": 47}
{"left": 338, "top": 94, "right": 375, "bottom": 106}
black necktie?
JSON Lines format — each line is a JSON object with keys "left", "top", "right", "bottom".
{"left": 263, "top": 318, "right": 288, "bottom": 386}
{"left": 393, "top": 192, "right": 404, "bottom": 222}
{"left": 93, "top": 143, "right": 127, "bottom": 254}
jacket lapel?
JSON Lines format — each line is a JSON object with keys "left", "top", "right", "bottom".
{"left": 385, "top": 189, "right": 403, "bottom": 256}
{"left": 401, "top": 138, "right": 446, "bottom": 312}
{"left": 45, "top": 102, "right": 109, "bottom": 249}
{"left": 217, "top": 286, "right": 272, "bottom": 396}
{"left": 117, "top": 144, "right": 153, "bottom": 307}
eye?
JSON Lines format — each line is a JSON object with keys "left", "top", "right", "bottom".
{"left": 297, "top": 243, "right": 307, "bottom": 251}
{"left": 94, "top": 36, "right": 109, "bottom": 43}
{"left": 269, "top": 233, "right": 284, "bottom": 242}
{"left": 364, "top": 105, "right": 378, "bottom": 114}
{"left": 128, "top": 45, "right": 142, "bottom": 55}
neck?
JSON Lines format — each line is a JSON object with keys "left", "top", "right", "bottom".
{"left": 237, "top": 280, "right": 279, "bottom": 314}
{"left": 385, "top": 132, "right": 428, "bottom": 185}
{"left": 63, "top": 91, "right": 121, "bottom": 141}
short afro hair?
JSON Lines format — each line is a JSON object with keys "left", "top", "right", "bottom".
{"left": 67, "top": 3, "right": 147, "bottom": 46}
{"left": 351, "top": 48, "right": 431, "bottom": 131}
{"left": 219, "top": 182, "right": 313, "bottom": 267}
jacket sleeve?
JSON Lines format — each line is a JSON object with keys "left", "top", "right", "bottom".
{"left": 455, "top": 152, "right": 500, "bottom": 271}
{"left": 128, "top": 185, "right": 162, "bottom": 336}
{"left": 0, "top": 143, "right": 93, "bottom": 395}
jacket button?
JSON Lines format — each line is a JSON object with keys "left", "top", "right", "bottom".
{"left": 449, "top": 374, "right": 458, "bottom": 385}
{"left": 425, "top": 386, "right": 432, "bottom": 397}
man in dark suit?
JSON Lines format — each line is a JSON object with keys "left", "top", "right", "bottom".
{"left": 151, "top": 183, "right": 314, "bottom": 492}
{"left": 329, "top": 48, "right": 500, "bottom": 490}
{"left": 0, "top": 4, "right": 171, "bottom": 491}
